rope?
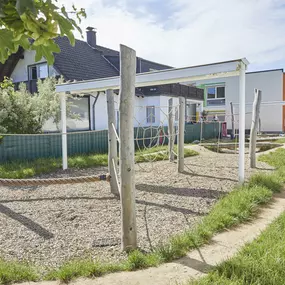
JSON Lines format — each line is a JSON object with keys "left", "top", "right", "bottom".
{"left": 0, "top": 174, "right": 110, "bottom": 187}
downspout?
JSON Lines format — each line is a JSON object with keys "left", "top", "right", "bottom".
{"left": 90, "top": 92, "right": 100, "bottom": 130}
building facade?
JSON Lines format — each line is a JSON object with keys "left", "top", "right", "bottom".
{"left": 192, "top": 69, "right": 284, "bottom": 133}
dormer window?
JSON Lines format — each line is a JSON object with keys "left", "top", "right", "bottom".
{"left": 29, "top": 63, "right": 48, "bottom": 80}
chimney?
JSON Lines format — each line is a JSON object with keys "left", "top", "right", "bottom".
{"left": 86, "top": 27, "right": 96, "bottom": 48}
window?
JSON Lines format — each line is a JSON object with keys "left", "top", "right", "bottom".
{"left": 206, "top": 86, "right": 225, "bottom": 106}
{"left": 146, "top": 106, "right": 155, "bottom": 123}
{"left": 29, "top": 63, "right": 48, "bottom": 80}
{"left": 67, "top": 97, "right": 90, "bottom": 130}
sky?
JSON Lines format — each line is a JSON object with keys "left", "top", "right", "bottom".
{"left": 59, "top": 0, "right": 285, "bottom": 72}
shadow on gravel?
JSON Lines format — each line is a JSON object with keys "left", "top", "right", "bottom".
{"left": 183, "top": 171, "right": 238, "bottom": 183}
{"left": 136, "top": 199, "right": 205, "bottom": 216}
{"left": 0, "top": 196, "right": 117, "bottom": 203}
{"left": 0, "top": 204, "right": 54, "bottom": 239}
{"left": 136, "top": 184, "right": 225, "bottom": 199}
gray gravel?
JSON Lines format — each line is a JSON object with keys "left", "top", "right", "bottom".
{"left": 0, "top": 146, "right": 273, "bottom": 270}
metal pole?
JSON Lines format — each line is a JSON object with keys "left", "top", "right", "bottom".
{"left": 60, "top": 92, "right": 68, "bottom": 170}
{"left": 239, "top": 62, "right": 246, "bottom": 183}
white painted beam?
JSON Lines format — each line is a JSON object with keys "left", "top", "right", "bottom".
{"left": 238, "top": 62, "right": 246, "bottom": 183}
{"left": 60, "top": 93, "right": 68, "bottom": 170}
{"left": 56, "top": 59, "right": 246, "bottom": 94}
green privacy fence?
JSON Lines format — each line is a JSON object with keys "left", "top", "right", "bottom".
{"left": 0, "top": 122, "right": 220, "bottom": 162}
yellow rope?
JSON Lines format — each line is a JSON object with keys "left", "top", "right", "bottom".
{"left": 0, "top": 174, "right": 110, "bottom": 187}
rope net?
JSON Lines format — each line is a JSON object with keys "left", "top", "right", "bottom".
{"left": 133, "top": 104, "right": 180, "bottom": 164}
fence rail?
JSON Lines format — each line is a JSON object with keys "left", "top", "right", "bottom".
{"left": 0, "top": 122, "right": 220, "bottom": 162}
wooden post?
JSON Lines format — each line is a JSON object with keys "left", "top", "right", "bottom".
{"left": 250, "top": 89, "right": 262, "bottom": 168}
{"left": 119, "top": 44, "right": 137, "bottom": 251}
{"left": 230, "top": 102, "right": 235, "bottom": 139}
{"left": 60, "top": 92, "right": 68, "bottom": 170}
{"left": 258, "top": 118, "right": 261, "bottom": 134}
{"left": 106, "top": 89, "right": 119, "bottom": 196}
{"left": 178, "top": 96, "right": 185, "bottom": 173}
{"left": 168, "top": 98, "right": 174, "bottom": 162}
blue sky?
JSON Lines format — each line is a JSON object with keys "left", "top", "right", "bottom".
{"left": 60, "top": 0, "right": 285, "bottom": 72}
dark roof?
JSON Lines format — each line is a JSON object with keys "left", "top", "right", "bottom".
{"left": 53, "top": 37, "right": 119, "bottom": 81}
{"left": 0, "top": 37, "right": 173, "bottom": 82}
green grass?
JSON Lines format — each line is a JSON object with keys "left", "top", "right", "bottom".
{"left": 45, "top": 167, "right": 283, "bottom": 282}
{"left": 189, "top": 211, "right": 285, "bottom": 285}
{"left": 0, "top": 146, "right": 198, "bottom": 179}
{"left": 259, "top": 148, "right": 285, "bottom": 168}
{"left": 0, "top": 154, "right": 109, "bottom": 179}
{"left": 0, "top": 259, "right": 38, "bottom": 284}
{"left": 274, "top": 137, "right": 285, "bottom": 143}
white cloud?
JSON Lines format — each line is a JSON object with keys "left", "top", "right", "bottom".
{"left": 58, "top": 0, "right": 285, "bottom": 70}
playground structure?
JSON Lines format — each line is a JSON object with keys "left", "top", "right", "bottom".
{"left": 2, "top": 46, "right": 285, "bottom": 264}
{"left": 56, "top": 46, "right": 249, "bottom": 250}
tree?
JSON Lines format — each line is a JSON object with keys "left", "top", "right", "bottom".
{"left": 0, "top": 77, "right": 78, "bottom": 134}
{"left": 0, "top": 0, "right": 86, "bottom": 65}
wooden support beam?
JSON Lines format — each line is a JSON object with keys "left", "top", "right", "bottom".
{"left": 119, "top": 45, "right": 137, "bottom": 251}
{"left": 250, "top": 89, "right": 262, "bottom": 168}
{"left": 106, "top": 89, "right": 119, "bottom": 196}
{"left": 168, "top": 98, "right": 175, "bottom": 162}
{"left": 178, "top": 96, "right": 185, "bottom": 173}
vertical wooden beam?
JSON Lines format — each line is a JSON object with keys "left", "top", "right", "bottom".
{"left": 106, "top": 89, "right": 119, "bottom": 195}
{"left": 239, "top": 62, "right": 246, "bottom": 183}
{"left": 119, "top": 44, "right": 137, "bottom": 251}
{"left": 60, "top": 92, "right": 68, "bottom": 170}
{"left": 230, "top": 102, "right": 235, "bottom": 139}
{"left": 178, "top": 96, "right": 185, "bottom": 173}
{"left": 168, "top": 98, "right": 175, "bottom": 162}
{"left": 250, "top": 89, "right": 262, "bottom": 168}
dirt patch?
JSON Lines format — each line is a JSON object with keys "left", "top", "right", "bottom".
{"left": 0, "top": 148, "right": 272, "bottom": 270}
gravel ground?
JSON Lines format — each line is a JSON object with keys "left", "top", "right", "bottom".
{"left": 0, "top": 146, "right": 273, "bottom": 271}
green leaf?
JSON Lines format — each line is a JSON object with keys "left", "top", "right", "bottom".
{"left": 16, "top": 0, "right": 35, "bottom": 15}
{"left": 0, "top": 29, "right": 18, "bottom": 63}
{"left": 0, "top": 29, "right": 14, "bottom": 50}
{"left": 14, "top": 35, "right": 30, "bottom": 50}
{"left": 32, "top": 41, "right": 61, "bottom": 65}
{"left": 56, "top": 13, "right": 75, "bottom": 46}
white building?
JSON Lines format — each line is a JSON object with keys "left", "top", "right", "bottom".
{"left": 191, "top": 69, "right": 284, "bottom": 133}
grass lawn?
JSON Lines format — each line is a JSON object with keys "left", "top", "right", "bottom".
{"left": 0, "top": 146, "right": 198, "bottom": 179}
{"left": 189, "top": 211, "right": 285, "bottom": 285}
